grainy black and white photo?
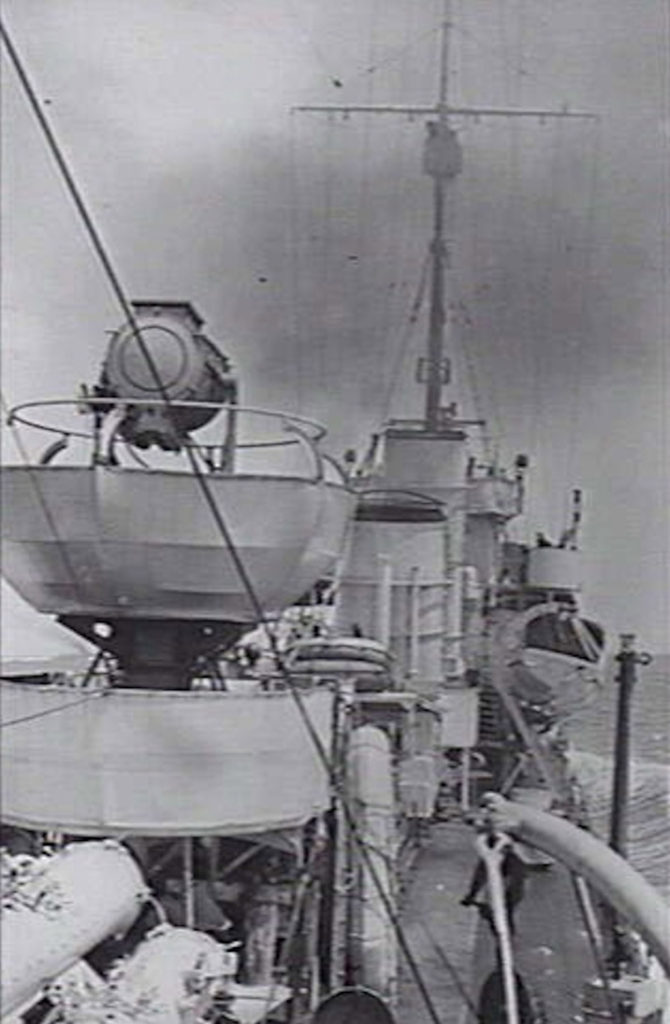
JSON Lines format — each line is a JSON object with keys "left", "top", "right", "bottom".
{"left": 1, "top": 2, "right": 668, "bottom": 1022}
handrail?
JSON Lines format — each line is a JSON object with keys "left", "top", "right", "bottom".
{"left": 280, "top": 418, "right": 323, "bottom": 483}
{"left": 356, "top": 487, "right": 444, "bottom": 509}
{"left": 7, "top": 398, "right": 327, "bottom": 441}
{"left": 482, "top": 793, "right": 670, "bottom": 978}
{"left": 321, "top": 451, "right": 351, "bottom": 485}
{"left": 477, "top": 832, "right": 520, "bottom": 1024}
{"left": 6, "top": 399, "right": 334, "bottom": 479}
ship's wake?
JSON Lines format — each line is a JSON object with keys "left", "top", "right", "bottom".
{"left": 568, "top": 748, "right": 670, "bottom": 900}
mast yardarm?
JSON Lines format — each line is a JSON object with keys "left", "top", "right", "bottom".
{"left": 292, "top": 2, "right": 596, "bottom": 435}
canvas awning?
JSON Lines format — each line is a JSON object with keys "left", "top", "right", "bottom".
{"left": 1, "top": 683, "right": 333, "bottom": 836}
{"left": 1, "top": 581, "right": 94, "bottom": 676}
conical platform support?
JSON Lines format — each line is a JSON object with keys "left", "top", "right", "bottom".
{"left": 60, "top": 615, "right": 244, "bottom": 689}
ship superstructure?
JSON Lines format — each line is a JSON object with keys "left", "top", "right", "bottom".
{"left": 293, "top": 6, "right": 607, "bottom": 806}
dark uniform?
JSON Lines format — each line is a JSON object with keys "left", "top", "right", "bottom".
{"left": 461, "top": 839, "right": 527, "bottom": 935}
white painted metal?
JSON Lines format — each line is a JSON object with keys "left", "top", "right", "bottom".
{"left": 527, "top": 548, "right": 582, "bottom": 590}
{"left": 398, "top": 754, "right": 439, "bottom": 818}
{"left": 408, "top": 566, "right": 420, "bottom": 677}
{"left": 2, "top": 466, "right": 353, "bottom": 621}
{"left": 477, "top": 833, "right": 520, "bottom": 1024}
{"left": 376, "top": 556, "right": 393, "bottom": 647}
{"left": 483, "top": 793, "right": 670, "bottom": 978}
{"left": 1, "top": 841, "right": 147, "bottom": 1016}
{"left": 349, "top": 725, "right": 397, "bottom": 999}
{"left": 382, "top": 429, "right": 468, "bottom": 499}
{"left": 436, "top": 688, "right": 479, "bottom": 747}
{"left": 337, "top": 426, "right": 472, "bottom": 691}
{"left": 336, "top": 520, "right": 448, "bottom": 685}
{"left": 444, "top": 508, "right": 466, "bottom": 680}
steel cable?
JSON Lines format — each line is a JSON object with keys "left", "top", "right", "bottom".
{"left": 1, "top": 21, "right": 447, "bottom": 1022}
{"left": 1, "top": 391, "right": 86, "bottom": 607}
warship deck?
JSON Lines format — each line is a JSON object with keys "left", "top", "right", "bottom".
{"left": 397, "top": 820, "right": 595, "bottom": 1024}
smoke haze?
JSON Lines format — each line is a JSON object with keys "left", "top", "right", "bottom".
{"left": 1, "top": 0, "right": 668, "bottom": 647}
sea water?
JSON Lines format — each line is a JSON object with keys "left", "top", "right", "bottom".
{"left": 567, "top": 654, "right": 670, "bottom": 900}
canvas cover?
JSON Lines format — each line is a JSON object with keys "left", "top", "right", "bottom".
{"left": 1, "top": 580, "right": 94, "bottom": 675}
{"left": 1, "top": 683, "right": 333, "bottom": 836}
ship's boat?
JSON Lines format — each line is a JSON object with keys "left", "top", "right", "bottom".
{"left": 493, "top": 517, "right": 607, "bottom": 718}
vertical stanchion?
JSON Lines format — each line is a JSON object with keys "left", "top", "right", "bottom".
{"left": 609, "top": 634, "right": 637, "bottom": 857}
{"left": 461, "top": 747, "right": 471, "bottom": 811}
{"left": 409, "top": 565, "right": 420, "bottom": 678}
{"left": 607, "top": 633, "right": 651, "bottom": 979}
{"left": 377, "top": 556, "right": 393, "bottom": 647}
{"left": 183, "top": 836, "right": 195, "bottom": 930}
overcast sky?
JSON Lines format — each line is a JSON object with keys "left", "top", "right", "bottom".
{"left": 1, "top": 0, "right": 668, "bottom": 649}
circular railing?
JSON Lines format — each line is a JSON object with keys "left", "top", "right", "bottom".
{"left": 6, "top": 399, "right": 345, "bottom": 484}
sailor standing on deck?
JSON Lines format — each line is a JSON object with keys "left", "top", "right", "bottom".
{"left": 460, "top": 833, "right": 527, "bottom": 936}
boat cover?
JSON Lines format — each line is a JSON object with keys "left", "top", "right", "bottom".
{"left": 0, "top": 683, "right": 332, "bottom": 836}
{"left": 1, "top": 580, "right": 94, "bottom": 675}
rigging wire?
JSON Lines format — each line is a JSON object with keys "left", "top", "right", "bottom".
{"left": 282, "top": 0, "right": 346, "bottom": 90}
{"left": 0, "top": 692, "right": 108, "bottom": 730}
{"left": 452, "top": 0, "right": 568, "bottom": 102}
{"left": 506, "top": 0, "right": 539, "bottom": 485}
{"left": 559, "top": 119, "right": 602, "bottom": 527}
{"left": 1, "top": 23, "right": 447, "bottom": 1021}
{"left": 316, "top": 117, "right": 335, "bottom": 388}
{"left": 371, "top": 0, "right": 422, "bottom": 397}
{"left": 0, "top": 22, "right": 136, "bottom": 351}
{"left": 0, "top": 15, "right": 278, "bottom": 667}
{"left": 570, "top": 872, "right": 623, "bottom": 1024}
{"left": 283, "top": 0, "right": 442, "bottom": 90}
{"left": 0, "top": 684, "right": 107, "bottom": 733}
{"left": 366, "top": 6, "right": 448, "bottom": 428}
{"left": 287, "top": 113, "right": 304, "bottom": 413}
{"left": 1, "top": 649, "right": 108, "bottom": 730}
{"left": 495, "top": 0, "right": 534, "bottom": 464}
{"left": 345, "top": 0, "right": 378, "bottom": 402}
{"left": 455, "top": 140, "right": 506, "bottom": 453}
{"left": 525, "top": 114, "right": 563, "bottom": 534}
{"left": 378, "top": 252, "right": 430, "bottom": 426}
{"left": 498, "top": 0, "right": 523, "bottom": 436}
{"left": 449, "top": 302, "right": 496, "bottom": 460}
{"left": 1, "top": 391, "right": 86, "bottom": 607}
{"left": 361, "top": 23, "right": 441, "bottom": 81}
{"left": 452, "top": 5, "right": 507, "bottom": 452}
{"left": 416, "top": 918, "right": 484, "bottom": 1022}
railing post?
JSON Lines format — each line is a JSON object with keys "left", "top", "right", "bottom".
{"left": 609, "top": 634, "right": 637, "bottom": 858}
{"left": 606, "top": 634, "right": 652, "bottom": 978}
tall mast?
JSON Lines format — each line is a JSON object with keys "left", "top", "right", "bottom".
{"left": 425, "top": 0, "right": 453, "bottom": 430}
{"left": 293, "top": 4, "right": 596, "bottom": 434}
